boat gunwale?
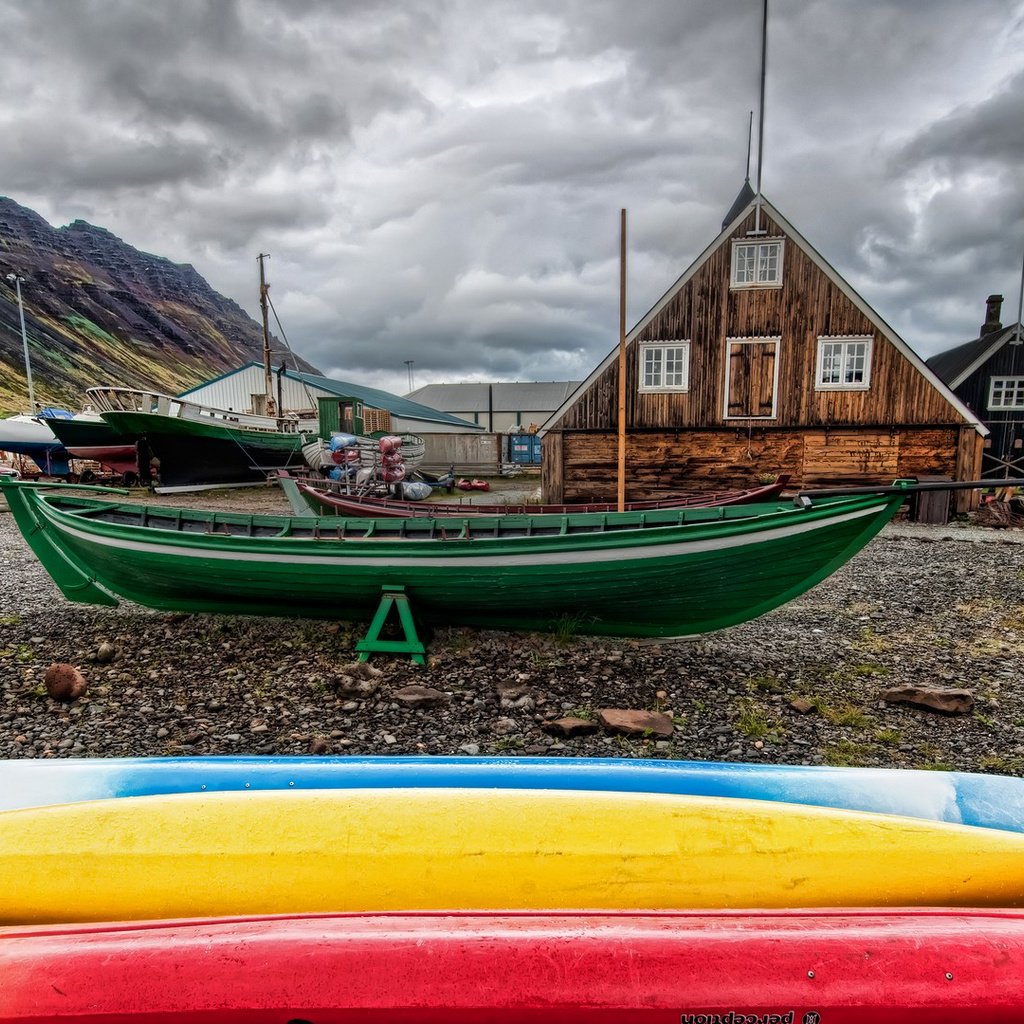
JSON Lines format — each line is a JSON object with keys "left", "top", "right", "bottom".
{"left": 21, "top": 487, "right": 904, "bottom": 558}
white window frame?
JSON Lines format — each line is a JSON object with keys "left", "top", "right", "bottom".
{"left": 637, "top": 340, "right": 690, "bottom": 393}
{"left": 815, "top": 336, "right": 874, "bottom": 391}
{"left": 730, "top": 238, "right": 784, "bottom": 289}
{"left": 988, "top": 376, "right": 1024, "bottom": 411}
{"left": 722, "top": 336, "right": 781, "bottom": 421}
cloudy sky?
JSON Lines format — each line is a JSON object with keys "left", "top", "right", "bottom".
{"left": 2, "top": 0, "right": 1022, "bottom": 394}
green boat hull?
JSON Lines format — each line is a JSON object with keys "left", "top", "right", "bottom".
{"left": 0, "top": 481, "right": 905, "bottom": 638}
{"left": 100, "top": 411, "right": 312, "bottom": 491}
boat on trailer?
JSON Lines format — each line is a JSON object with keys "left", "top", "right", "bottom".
{"left": 280, "top": 471, "right": 791, "bottom": 518}
{"left": 3, "top": 910, "right": 1024, "bottom": 1022}
{"left": 0, "top": 478, "right": 905, "bottom": 637}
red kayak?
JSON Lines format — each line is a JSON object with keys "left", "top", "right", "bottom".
{"left": 290, "top": 474, "right": 791, "bottom": 518}
{"left": 3, "top": 909, "right": 1024, "bottom": 1022}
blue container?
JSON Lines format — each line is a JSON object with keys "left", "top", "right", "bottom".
{"left": 508, "top": 433, "right": 541, "bottom": 464}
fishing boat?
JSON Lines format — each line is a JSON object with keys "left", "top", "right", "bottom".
{"left": 96, "top": 386, "right": 316, "bottom": 492}
{"left": 282, "top": 471, "right": 791, "bottom": 517}
{"left": 0, "top": 411, "right": 72, "bottom": 475}
{"left": 3, "top": 788, "right": 1024, "bottom": 924}
{"left": 3, "top": 910, "right": 1024, "bottom": 1022}
{"left": 41, "top": 395, "right": 143, "bottom": 481}
{"left": 92, "top": 257, "right": 318, "bottom": 493}
{"left": 0, "top": 479, "right": 905, "bottom": 637}
{"left": 5, "top": 754, "right": 1024, "bottom": 831}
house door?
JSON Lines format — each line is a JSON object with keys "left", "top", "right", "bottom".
{"left": 725, "top": 338, "right": 779, "bottom": 419}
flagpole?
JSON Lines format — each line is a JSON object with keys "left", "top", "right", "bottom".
{"left": 617, "top": 208, "right": 627, "bottom": 512}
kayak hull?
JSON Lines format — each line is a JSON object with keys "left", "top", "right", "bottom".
{"left": 3, "top": 755, "right": 1024, "bottom": 833}
{"left": 3, "top": 910, "right": 1024, "bottom": 1023}
{"left": 3, "top": 789, "right": 1024, "bottom": 923}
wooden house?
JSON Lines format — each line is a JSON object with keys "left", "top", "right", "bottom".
{"left": 540, "top": 190, "right": 986, "bottom": 511}
{"left": 926, "top": 295, "right": 1024, "bottom": 479}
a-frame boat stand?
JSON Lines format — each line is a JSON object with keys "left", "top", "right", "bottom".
{"left": 355, "top": 585, "right": 428, "bottom": 665}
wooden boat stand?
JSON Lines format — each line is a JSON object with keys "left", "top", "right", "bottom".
{"left": 355, "top": 585, "right": 428, "bottom": 665}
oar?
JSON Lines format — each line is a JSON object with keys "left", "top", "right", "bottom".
{"left": 796, "top": 479, "right": 1018, "bottom": 500}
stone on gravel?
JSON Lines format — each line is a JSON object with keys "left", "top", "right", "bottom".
{"left": 95, "top": 641, "right": 117, "bottom": 664}
{"left": 331, "top": 662, "right": 384, "bottom": 698}
{"left": 43, "top": 663, "right": 87, "bottom": 703}
{"left": 392, "top": 684, "right": 448, "bottom": 708}
{"left": 789, "top": 697, "right": 815, "bottom": 714}
{"left": 881, "top": 685, "right": 975, "bottom": 715}
{"left": 542, "top": 717, "right": 600, "bottom": 738}
{"left": 596, "top": 709, "right": 674, "bottom": 737}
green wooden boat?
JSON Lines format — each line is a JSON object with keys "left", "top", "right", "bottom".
{"left": 0, "top": 479, "right": 907, "bottom": 638}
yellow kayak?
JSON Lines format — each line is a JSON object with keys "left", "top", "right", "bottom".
{"left": 3, "top": 788, "right": 1024, "bottom": 924}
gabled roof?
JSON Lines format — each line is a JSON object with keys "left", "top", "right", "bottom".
{"left": 407, "top": 381, "right": 582, "bottom": 413}
{"left": 180, "top": 362, "right": 482, "bottom": 430}
{"left": 926, "top": 324, "right": 1024, "bottom": 389}
{"left": 541, "top": 192, "right": 986, "bottom": 436}
{"left": 722, "top": 180, "right": 756, "bottom": 230}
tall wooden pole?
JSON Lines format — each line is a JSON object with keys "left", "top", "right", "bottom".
{"left": 617, "top": 209, "right": 627, "bottom": 512}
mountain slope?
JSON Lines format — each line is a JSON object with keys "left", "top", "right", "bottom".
{"left": 0, "top": 197, "right": 319, "bottom": 415}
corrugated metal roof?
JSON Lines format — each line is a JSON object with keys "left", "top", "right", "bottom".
{"left": 407, "top": 381, "right": 582, "bottom": 413}
{"left": 180, "top": 363, "right": 482, "bottom": 429}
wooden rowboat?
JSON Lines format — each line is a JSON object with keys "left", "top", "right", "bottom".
{"left": 0, "top": 479, "right": 904, "bottom": 637}
{"left": 3, "top": 789, "right": 1024, "bottom": 924}
{"left": 3, "top": 910, "right": 1024, "bottom": 1022}
{"left": 281, "top": 472, "right": 791, "bottom": 518}
{"left": 5, "top": 755, "right": 1024, "bottom": 832}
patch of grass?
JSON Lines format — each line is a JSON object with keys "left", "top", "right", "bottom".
{"left": 671, "top": 715, "right": 688, "bottom": 727}
{"left": 978, "top": 753, "right": 1024, "bottom": 776}
{"left": 493, "top": 737, "right": 524, "bottom": 752}
{"left": 0, "top": 614, "right": 21, "bottom": 626}
{"left": 823, "top": 740, "right": 874, "bottom": 767}
{"left": 849, "top": 626, "right": 894, "bottom": 654}
{"left": 735, "top": 699, "right": 782, "bottom": 741}
{"left": 973, "top": 712, "right": 996, "bottom": 729}
{"left": 552, "top": 612, "right": 592, "bottom": 646}
{"left": 746, "top": 673, "right": 785, "bottom": 694}
{"left": 830, "top": 662, "right": 892, "bottom": 682}
{"left": 569, "top": 706, "right": 594, "bottom": 721}
{"left": 873, "top": 728, "right": 902, "bottom": 745}
{"left": 819, "top": 702, "right": 874, "bottom": 729}
{"left": 916, "top": 759, "right": 957, "bottom": 772}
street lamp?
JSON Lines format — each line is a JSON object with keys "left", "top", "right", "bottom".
{"left": 6, "top": 273, "right": 34, "bottom": 409}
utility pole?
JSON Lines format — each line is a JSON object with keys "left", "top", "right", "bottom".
{"left": 6, "top": 273, "right": 34, "bottom": 408}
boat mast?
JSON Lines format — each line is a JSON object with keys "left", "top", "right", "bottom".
{"left": 257, "top": 253, "right": 276, "bottom": 417}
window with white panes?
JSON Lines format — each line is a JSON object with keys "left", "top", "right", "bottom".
{"left": 731, "top": 239, "right": 783, "bottom": 288}
{"left": 815, "top": 337, "right": 873, "bottom": 390}
{"left": 638, "top": 341, "right": 690, "bottom": 392}
{"left": 989, "top": 377, "right": 1024, "bottom": 410}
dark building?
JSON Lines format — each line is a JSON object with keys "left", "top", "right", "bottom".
{"left": 927, "top": 295, "right": 1024, "bottom": 479}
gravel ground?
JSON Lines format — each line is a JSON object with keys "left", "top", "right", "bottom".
{"left": 1, "top": 483, "right": 1023, "bottom": 773}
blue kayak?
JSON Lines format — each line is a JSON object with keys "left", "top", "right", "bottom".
{"left": 3, "top": 756, "right": 1023, "bottom": 832}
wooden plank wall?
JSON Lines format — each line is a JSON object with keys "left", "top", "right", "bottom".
{"left": 549, "top": 428, "right": 970, "bottom": 502}
{"left": 420, "top": 433, "right": 500, "bottom": 474}
{"left": 555, "top": 208, "right": 967, "bottom": 432}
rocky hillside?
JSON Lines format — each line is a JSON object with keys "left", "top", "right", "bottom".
{"left": 0, "top": 197, "right": 318, "bottom": 414}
